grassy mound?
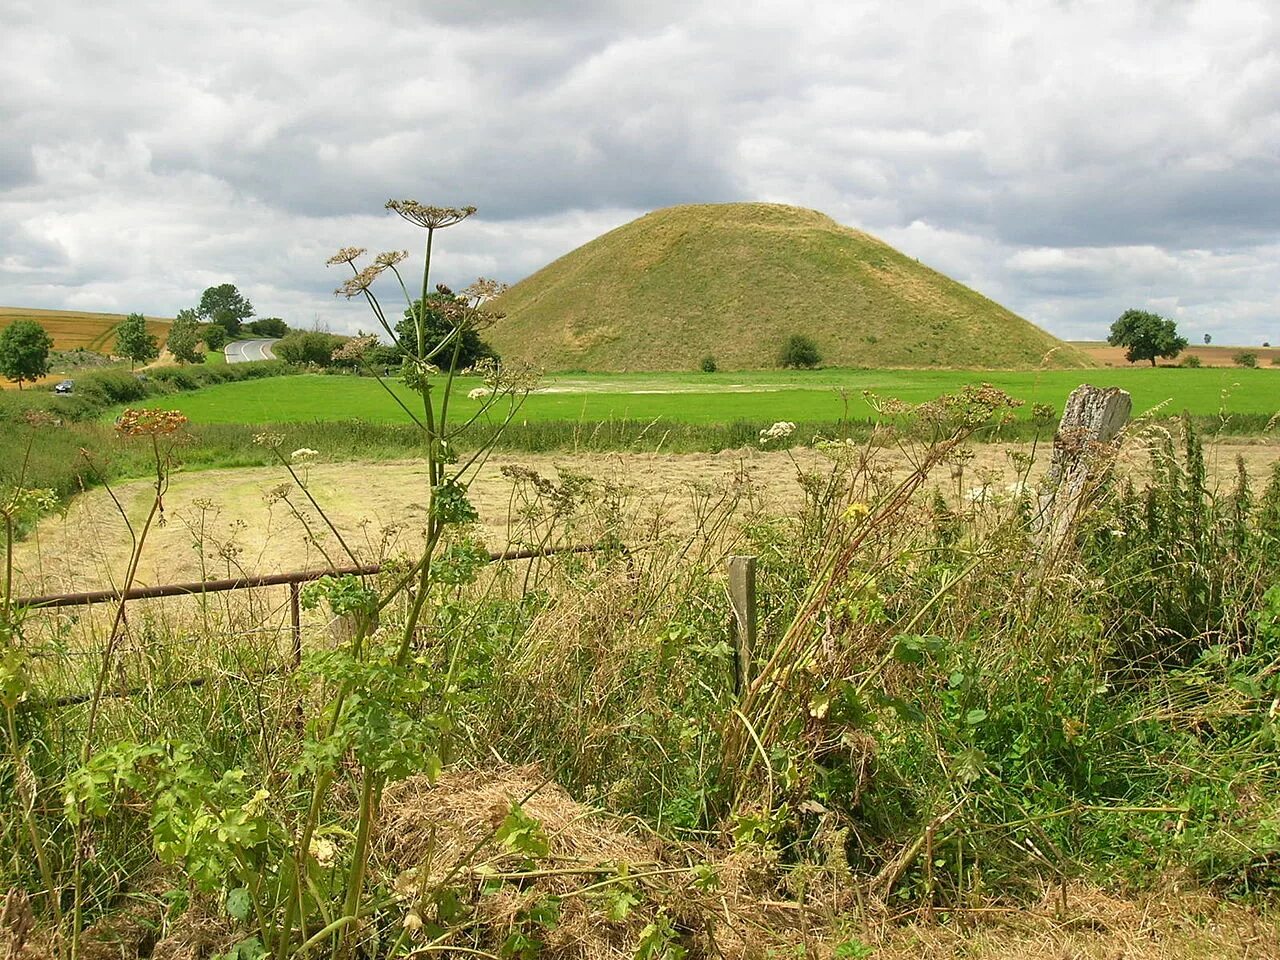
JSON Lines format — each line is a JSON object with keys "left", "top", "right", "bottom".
{"left": 488, "top": 203, "right": 1093, "bottom": 371}
{"left": 0, "top": 306, "right": 171, "bottom": 353}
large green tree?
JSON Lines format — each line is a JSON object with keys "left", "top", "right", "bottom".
{"left": 166, "top": 309, "right": 204, "bottom": 364}
{"left": 197, "top": 283, "right": 255, "bottom": 336}
{"left": 394, "top": 287, "right": 497, "bottom": 371}
{"left": 1107, "top": 309, "right": 1188, "bottom": 366}
{"left": 0, "top": 319, "right": 54, "bottom": 389}
{"left": 115, "top": 312, "right": 159, "bottom": 369}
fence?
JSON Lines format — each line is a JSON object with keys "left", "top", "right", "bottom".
{"left": 14, "top": 542, "right": 612, "bottom": 708}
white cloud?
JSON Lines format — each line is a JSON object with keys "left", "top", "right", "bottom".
{"left": 0, "top": 0, "right": 1277, "bottom": 344}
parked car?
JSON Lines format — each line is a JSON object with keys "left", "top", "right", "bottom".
{"left": 53, "top": 379, "right": 75, "bottom": 395}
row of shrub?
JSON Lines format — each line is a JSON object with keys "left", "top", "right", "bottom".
{"left": 0, "top": 359, "right": 295, "bottom": 424}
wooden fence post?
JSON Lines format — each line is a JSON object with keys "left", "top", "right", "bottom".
{"left": 289, "top": 582, "right": 302, "bottom": 667}
{"left": 726, "top": 555, "right": 758, "bottom": 695}
{"left": 1036, "top": 384, "right": 1132, "bottom": 549}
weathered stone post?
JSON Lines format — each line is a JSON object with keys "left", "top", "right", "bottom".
{"left": 1036, "top": 384, "right": 1132, "bottom": 549}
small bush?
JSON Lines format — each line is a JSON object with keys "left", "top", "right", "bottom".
{"left": 202, "top": 324, "right": 228, "bottom": 351}
{"left": 700, "top": 356, "right": 717, "bottom": 373}
{"left": 1179, "top": 354, "right": 1202, "bottom": 368}
{"left": 778, "top": 334, "right": 821, "bottom": 369}
{"left": 1233, "top": 351, "right": 1258, "bottom": 368}
{"left": 275, "top": 331, "right": 345, "bottom": 366}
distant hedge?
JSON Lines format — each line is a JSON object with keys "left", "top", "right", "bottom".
{"left": 0, "top": 360, "right": 295, "bottom": 424}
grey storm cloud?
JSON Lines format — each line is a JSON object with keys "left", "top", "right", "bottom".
{"left": 1, "top": 0, "right": 1277, "bottom": 343}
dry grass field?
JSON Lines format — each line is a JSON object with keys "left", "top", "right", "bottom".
{"left": 13, "top": 440, "right": 1277, "bottom": 597}
{"left": 1074, "top": 340, "right": 1280, "bottom": 368}
{"left": 0, "top": 305, "right": 171, "bottom": 352}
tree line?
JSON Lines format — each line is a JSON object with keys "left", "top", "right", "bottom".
{"left": 0, "top": 282, "right": 501, "bottom": 387}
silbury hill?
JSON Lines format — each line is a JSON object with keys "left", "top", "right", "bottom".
{"left": 487, "top": 203, "right": 1093, "bottom": 371}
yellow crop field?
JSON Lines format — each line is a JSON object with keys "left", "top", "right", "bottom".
{"left": 0, "top": 305, "right": 172, "bottom": 353}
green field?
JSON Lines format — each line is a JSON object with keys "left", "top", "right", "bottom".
{"left": 129, "top": 367, "right": 1280, "bottom": 425}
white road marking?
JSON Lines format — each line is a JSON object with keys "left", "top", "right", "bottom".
{"left": 225, "top": 339, "right": 279, "bottom": 363}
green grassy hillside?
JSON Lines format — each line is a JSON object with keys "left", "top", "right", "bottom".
{"left": 487, "top": 203, "right": 1093, "bottom": 371}
{"left": 0, "top": 306, "right": 171, "bottom": 353}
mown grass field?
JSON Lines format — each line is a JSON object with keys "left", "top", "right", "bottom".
{"left": 127, "top": 366, "right": 1280, "bottom": 425}
{"left": 0, "top": 305, "right": 171, "bottom": 352}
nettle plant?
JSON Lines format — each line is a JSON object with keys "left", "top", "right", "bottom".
{"left": 63, "top": 202, "right": 537, "bottom": 959}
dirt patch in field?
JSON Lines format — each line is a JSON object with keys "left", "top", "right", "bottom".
{"left": 1072, "top": 340, "right": 1280, "bottom": 369}
{"left": 11, "top": 441, "right": 1280, "bottom": 597}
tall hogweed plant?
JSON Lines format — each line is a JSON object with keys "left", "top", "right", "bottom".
{"left": 11, "top": 202, "right": 537, "bottom": 960}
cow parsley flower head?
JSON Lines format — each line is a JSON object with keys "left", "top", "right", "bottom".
{"left": 325, "top": 247, "right": 366, "bottom": 267}
{"left": 467, "top": 387, "right": 490, "bottom": 400}
{"left": 335, "top": 263, "right": 387, "bottom": 298}
{"left": 758, "top": 421, "right": 796, "bottom": 445}
{"left": 291, "top": 448, "right": 319, "bottom": 463}
{"left": 385, "top": 200, "right": 477, "bottom": 230}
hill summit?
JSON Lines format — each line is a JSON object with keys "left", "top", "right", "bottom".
{"left": 487, "top": 203, "right": 1092, "bottom": 371}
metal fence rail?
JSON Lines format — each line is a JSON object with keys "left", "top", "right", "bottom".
{"left": 16, "top": 542, "right": 611, "bottom": 709}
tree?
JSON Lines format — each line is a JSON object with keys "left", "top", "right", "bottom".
{"left": 1203, "top": 333, "right": 1212, "bottom": 345}
{"left": 202, "top": 324, "right": 228, "bottom": 351}
{"left": 0, "top": 319, "right": 53, "bottom": 389}
{"left": 778, "top": 333, "right": 821, "bottom": 369}
{"left": 394, "top": 287, "right": 497, "bottom": 371}
{"left": 166, "top": 309, "right": 204, "bottom": 364}
{"left": 248, "top": 317, "right": 289, "bottom": 338}
{"left": 197, "top": 283, "right": 255, "bottom": 336}
{"left": 1107, "top": 309, "right": 1187, "bottom": 366}
{"left": 115, "top": 312, "right": 158, "bottom": 369}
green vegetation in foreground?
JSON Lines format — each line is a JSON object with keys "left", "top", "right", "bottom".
{"left": 487, "top": 202, "right": 1094, "bottom": 370}
{"left": 126, "top": 367, "right": 1280, "bottom": 425}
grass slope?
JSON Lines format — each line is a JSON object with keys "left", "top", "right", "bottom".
{"left": 0, "top": 306, "right": 172, "bottom": 353}
{"left": 123, "top": 368, "right": 1279, "bottom": 425}
{"left": 488, "top": 203, "right": 1093, "bottom": 371}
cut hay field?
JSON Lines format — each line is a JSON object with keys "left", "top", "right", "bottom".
{"left": 125, "top": 366, "right": 1280, "bottom": 425}
{"left": 1073, "top": 340, "right": 1280, "bottom": 368}
{"left": 0, "top": 305, "right": 171, "bottom": 352}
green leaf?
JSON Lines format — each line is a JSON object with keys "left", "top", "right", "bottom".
{"left": 225, "top": 887, "right": 252, "bottom": 923}
{"left": 892, "top": 634, "right": 946, "bottom": 665}
{"left": 834, "top": 938, "right": 875, "bottom": 959}
{"left": 496, "top": 803, "right": 550, "bottom": 859}
{"left": 964, "top": 708, "right": 988, "bottom": 726}
{"left": 605, "top": 888, "right": 641, "bottom": 922}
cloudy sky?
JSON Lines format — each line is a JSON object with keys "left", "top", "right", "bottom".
{"left": 2, "top": 0, "right": 1277, "bottom": 343}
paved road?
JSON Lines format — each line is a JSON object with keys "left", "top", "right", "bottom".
{"left": 225, "top": 338, "right": 279, "bottom": 363}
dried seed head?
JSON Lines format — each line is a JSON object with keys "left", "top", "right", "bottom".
{"left": 21, "top": 410, "right": 60, "bottom": 428}
{"left": 374, "top": 250, "right": 409, "bottom": 267}
{"left": 335, "top": 264, "right": 387, "bottom": 298}
{"left": 326, "top": 247, "right": 366, "bottom": 266}
{"left": 385, "top": 199, "right": 477, "bottom": 230}
{"left": 331, "top": 334, "right": 380, "bottom": 362}
{"left": 115, "top": 408, "right": 188, "bottom": 437}
{"left": 462, "top": 277, "right": 508, "bottom": 303}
